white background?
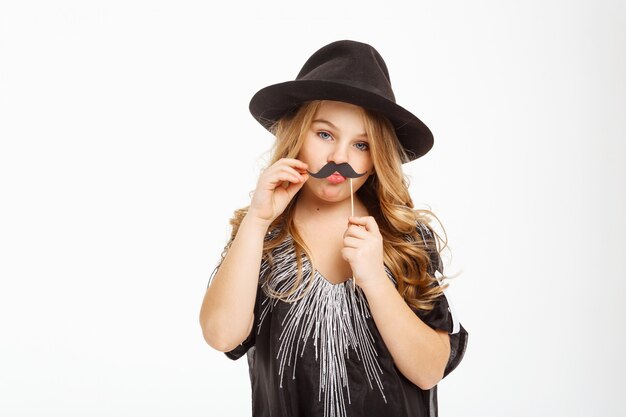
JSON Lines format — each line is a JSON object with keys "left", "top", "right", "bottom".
{"left": 1, "top": 1, "right": 625, "bottom": 416}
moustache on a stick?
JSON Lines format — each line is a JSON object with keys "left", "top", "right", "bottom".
{"left": 307, "top": 162, "right": 367, "bottom": 179}
{"left": 307, "top": 161, "right": 367, "bottom": 290}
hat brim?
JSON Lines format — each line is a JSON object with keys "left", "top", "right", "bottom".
{"left": 249, "top": 80, "right": 434, "bottom": 161}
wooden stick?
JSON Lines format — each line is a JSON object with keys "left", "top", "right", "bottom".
{"left": 350, "top": 178, "right": 354, "bottom": 217}
{"left": 350, "top": 178, "right": 356, "bottom": 289}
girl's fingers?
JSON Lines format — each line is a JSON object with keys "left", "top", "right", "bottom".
{"left": 264, "top": 166, "right": 308, "bottom": 187}
{"left": 341, "top": 247, "right": 353, "bottom": 263}
{"left": 344, "top": 224, "right": 368, "bottom": 240}
{"left": 343, "top": 236, "right": 361, "bottom": 249}
{"left": 344, "top": 218, "right": 379, "bottom": 238}
{"left": 348, "top": 216, "right": 379, "bottom": 233}
{"left": 248, "top": 157, "right": 309, "bottom": 223}
{"left": 279, "top": 158, "right": 309, "bottom": 170}
{"left": 275, "top": 171, "right": 307, "bottom": 186}
{"left": 277, "top": 165, "right": 308, "bottom": 182}
{"left": 283, "top": 177, "right": 307, "bottom": 200}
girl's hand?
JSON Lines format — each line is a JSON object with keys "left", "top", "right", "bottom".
{"left": 247, "top": 158, "right": 309, "bottom": 226}
{"left": 342, "top": 216, "right": 388, "bottom": 291}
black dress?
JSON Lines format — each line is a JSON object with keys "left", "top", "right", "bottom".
{"left": 220, "top": 223, "right": 468, "bottom": 417}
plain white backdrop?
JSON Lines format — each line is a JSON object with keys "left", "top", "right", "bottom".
{"left": 1, "top": 1, "right": 625, "bottom": 416}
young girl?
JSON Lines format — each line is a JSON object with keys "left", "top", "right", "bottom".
{"left": 200, "top": 40, "right": 467, "bottom": 417}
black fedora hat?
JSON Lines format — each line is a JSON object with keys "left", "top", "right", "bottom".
{"left": 249, "top": 40, "right": 434, "bottom": 161}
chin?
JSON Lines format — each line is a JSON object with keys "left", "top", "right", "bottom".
{"left": 302, "top": 183, "right": 350, "bottom": 204}
{"left": 318, "top": 191, "right": 347, "bottom": 202}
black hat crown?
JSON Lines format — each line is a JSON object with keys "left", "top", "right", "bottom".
{"left": 297, "top": 41, "right": 395, "bottom": 102}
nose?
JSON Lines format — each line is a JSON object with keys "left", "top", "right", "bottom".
{"left": 327, "top": 143, "right": 349, "bottom": 164}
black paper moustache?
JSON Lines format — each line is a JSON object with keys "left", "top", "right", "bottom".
{"left": 307, "top": 162, "right": 367, "bottom": 179}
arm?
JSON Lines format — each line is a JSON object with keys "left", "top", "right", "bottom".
{"left": 199, "top": 215, "right": 270, "bottom": 352}
{"left": 342, "top": 216, "right": 450, "bottom": 389}
{"left": 360, "top": 277, "right": 450, "bottom": 390}
{"left": 199, "top": 158, "right": 309, "bottom": 352}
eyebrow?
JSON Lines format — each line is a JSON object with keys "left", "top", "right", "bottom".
{"left": 311, "top": 119, "right": 368, "bottom": 138}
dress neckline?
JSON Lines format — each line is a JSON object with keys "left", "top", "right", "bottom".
{"left": 314, "top": 269, "right": 354, "bottom": 287}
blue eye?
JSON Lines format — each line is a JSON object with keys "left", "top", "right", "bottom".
{"left": 318, "top": 131, "right": 332, "bottom": 140}
{"left": 355, "top": 142, "right": 370, "bottom": 151}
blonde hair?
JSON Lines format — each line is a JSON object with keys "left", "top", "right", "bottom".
{"left": 225, "top": 101, "right": 449, "bottom": 311}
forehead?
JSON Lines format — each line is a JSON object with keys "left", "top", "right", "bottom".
{"left": 313, "top": 101, "right": 366, "bottom": 128}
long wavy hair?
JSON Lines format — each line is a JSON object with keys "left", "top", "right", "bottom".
{"left": 224, "top": 100, "right": 450, "bottom": 311}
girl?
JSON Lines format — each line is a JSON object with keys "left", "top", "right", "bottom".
{"left": 199, "top": 40, "right": 467, "bottom": 417}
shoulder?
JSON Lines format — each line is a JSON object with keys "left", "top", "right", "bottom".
{"left": 408, "top": 210, "right": 437, "bottom": 248}
{"left": 411, "top": 211, "right": 443, "bottom": 275}
{"left": 416, "top": 220, "right": 435, "bottom": 242}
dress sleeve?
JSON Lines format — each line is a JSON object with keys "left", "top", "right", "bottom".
{"left": 414, "top": 289, "right": 468, "bottom": 378}
{"left": 413, "top": 222, "right": 469, "bottom": 378}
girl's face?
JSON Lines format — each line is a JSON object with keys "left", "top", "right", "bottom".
{"left": 297, "top": 101, "right": 374, "bottom": 203}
